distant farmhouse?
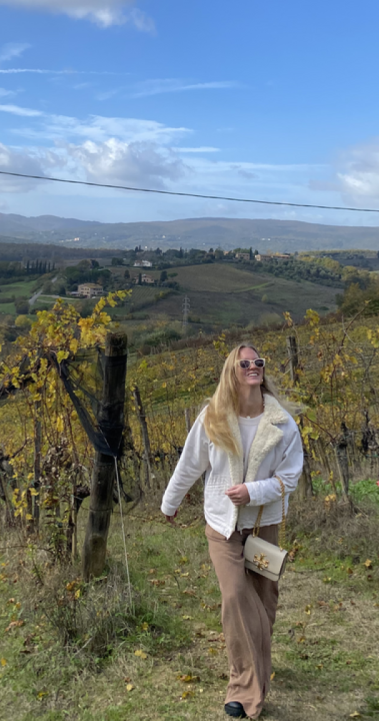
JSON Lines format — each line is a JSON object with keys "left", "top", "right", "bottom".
{"left": 235, "top": 252, "right": 250, "bottom": 261}
{"left": 133, "top": 274, "right": 155, "bottom": 285}
{"left": 141, "top": 274, "right": 154, "bottom": 284}
{"left": 133, "top": 260, "right": 153, "bottom": 268}
{"left": 77, "top": 283, "right": 104, "bottom": 298}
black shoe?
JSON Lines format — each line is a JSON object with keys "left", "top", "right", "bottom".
{"left": 224, "top": 702, "right": 247, "bottom": 718}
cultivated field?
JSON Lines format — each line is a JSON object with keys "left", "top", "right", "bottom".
{"left": 119, "top": 263, "right": 338, "bottom": 328}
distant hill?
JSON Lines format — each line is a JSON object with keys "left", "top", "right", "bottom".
{"left": 1, "top": 213, "right": 379, "bottom": 252}
{"left": 0, "top": 213, "right": 100, "bottom": 236}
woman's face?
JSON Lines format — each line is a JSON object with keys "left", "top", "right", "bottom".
{"left": 235, "top": 347, "right": 264, "bottom": 390}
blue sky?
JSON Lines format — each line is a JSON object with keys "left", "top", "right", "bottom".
{"left": 0, "top": 0, "right": 379, "bottom": 226}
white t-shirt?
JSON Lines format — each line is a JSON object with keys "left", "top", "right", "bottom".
{"left": 238, "top": 414, "right": 263, "bottom": 478}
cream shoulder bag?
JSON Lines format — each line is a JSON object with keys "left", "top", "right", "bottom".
{"left": 244, "top": 477, "right": 288, "bottom": 582}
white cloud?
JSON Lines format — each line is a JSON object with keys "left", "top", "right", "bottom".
{"left": 65, "top": 138, "right": 187, "bottom": 187}
{"left": 0, "top": 0, "right": 155, "bottom": 29}
{"left": 131, "top": 79, "right": 240, "bottom": 98}
{"left": 0, "top": 68, "right": 125, "bottom": 76}
{"left": 0, "top": 68, "right": 56, "bottom": 74}
{"left": 129, "top": 7, "right": 155, "bottom": 34}
{"left": 14, "top": 112, "right": 191, "bottom": 145}
{"left": 0, "top": 43, "right": 30, "bottom": 64}
{"left": 335, "top": 139, "right": 379, "bottom": 206}
{"left": 174, "top": 147, "right": 220, "bottom": 153}
{"left": 0, "top": 111, "right": 190, "bottom": 192}
{"left": 0, "top": 103, "right": 43, "bottom": 117}
{"left": 0, "top": 142, "right": 58, "bottom": 191}
{"left": 0, "top": 88, "right": 16, "bottom": 98}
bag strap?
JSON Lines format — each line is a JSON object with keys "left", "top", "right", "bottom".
{"left": 252, "top": 476, "right": 286, "bottom": 550}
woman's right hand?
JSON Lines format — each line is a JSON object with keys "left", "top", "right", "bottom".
{"left": 165, "top": 510, "right": 178, "bottom": 525}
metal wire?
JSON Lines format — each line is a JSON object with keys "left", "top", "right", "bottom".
{"left": 1, "top": 169, "right": 379, "bottom": 213}
{"left": 113, "top": 456, "right": 134, "bottom": 613}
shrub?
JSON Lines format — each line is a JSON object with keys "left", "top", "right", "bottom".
{"left": 15, "top": 298, "right": 30, "bottom": 315}
{"left": 15, "top": 315, "right": 32, "bottom": 329}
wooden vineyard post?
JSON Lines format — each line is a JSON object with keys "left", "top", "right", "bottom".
{"left": 82, "top": 333, "right": 127, "bottom": 581}
{"left": 287, "top": 334, "right": 313, "bottom": 499}
{"left": 286, "top": 335, "right": 299, "bottom": 384}
{"left": 335, "top": 422, "right": 350, "bottom": 502}
{"left": 33, "top": 400, "right": 42, "bottom": 528}
{"left": 133, "top": 385, "right": 152, "bottom": 490}
{"left": 184, "top": 408, "right": 191, "bottom": 434}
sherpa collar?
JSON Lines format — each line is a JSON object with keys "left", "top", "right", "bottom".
{"left": 227, "top": 394, "right": 288, "bottom": 488}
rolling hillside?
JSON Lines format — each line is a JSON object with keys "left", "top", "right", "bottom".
{"left": 1, "top": 213, "right": 379, "bottom": 252}
{"left": 119, "top": 263, "right": 338, "bottom": 328}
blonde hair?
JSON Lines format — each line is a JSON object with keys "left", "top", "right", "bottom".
{"left": 203, "top": 342, "right": 298, "bottom": 455}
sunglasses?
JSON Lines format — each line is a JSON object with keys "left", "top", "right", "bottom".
{"left": 236, "top": 358, "right": 265, "bottom": 370}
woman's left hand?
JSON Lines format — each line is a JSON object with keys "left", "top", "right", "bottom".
{"left": 225, "top": 485, "right": 250, "bottom": 506}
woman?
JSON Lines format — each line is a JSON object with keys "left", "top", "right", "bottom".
{"left": 161, "top": 343, "right": 303, "bottom": 719}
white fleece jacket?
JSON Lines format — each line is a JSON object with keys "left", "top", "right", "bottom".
{"left": 161, "top": 394, "right": 304, "bottom": 539}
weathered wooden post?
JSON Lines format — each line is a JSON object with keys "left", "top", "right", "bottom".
{"left": 335, "top": 422, "right": 350, "bottom": 502}
{"left": 287, "top": 334, "right": 313, "bottom": 499}
{"left": 82, "top": 332, "right": 127, "bottom": 581}
{"left": 286, "top": 335, "right": 299, "bottom": 384}
{"left": 184, "top": 408, "right": 191, "bottom": 434}
{"left": 32, "top": 400, "right": 42, "bottom": 528}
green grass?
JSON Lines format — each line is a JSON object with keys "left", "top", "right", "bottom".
{"left": 1, "top": 496, "right": 378, "bottom": 721}
{"left": 0, "top": 279, "right": 41, "bottom": 316}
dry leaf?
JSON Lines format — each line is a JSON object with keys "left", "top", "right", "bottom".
{"left": 126, "top": 684, "right": 134, "bottom": 692}
{"left": 66, "top": 581, "right": 77, "bottom": 592}
{"left": 182, "top": 615, "right": 193, "bottom": 620}
{"left": 0, "top": 658, "right": 7, "bottom": 667}
{"left": 5, "top": 620, "right": 24, "bottom": 632}
{"left": 181, "top": 690, "right": 194, "bottom": 700}
{"left": 178, "top": 674, "right": 200, "bottom": 683}
{"left": 349, "top": 713, "right": 361, "bottom": 718}
{"left": 208, "top": 648, "right": 218, "bottom": 655}
{"left": 364, "top": 559, "right": 373, "bottom": 569}
{"left": 270, "top": 672, "right": 275, "bottom": 680}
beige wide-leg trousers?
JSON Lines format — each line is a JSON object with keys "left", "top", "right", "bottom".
{"left": 206, "top": 523, "right": 279, "bottom": 720}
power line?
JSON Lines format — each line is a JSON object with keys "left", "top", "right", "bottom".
{"left": 1, "top": 169, "right": 379, "bottom": 213}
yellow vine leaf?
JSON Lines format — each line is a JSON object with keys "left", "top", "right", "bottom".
{"left": 134, "top": 649, "right": 148, "bottom": 659}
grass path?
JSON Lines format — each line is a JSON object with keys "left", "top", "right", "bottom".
{"left": 1, "top": 502, "right": 378, "bottom": 721}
